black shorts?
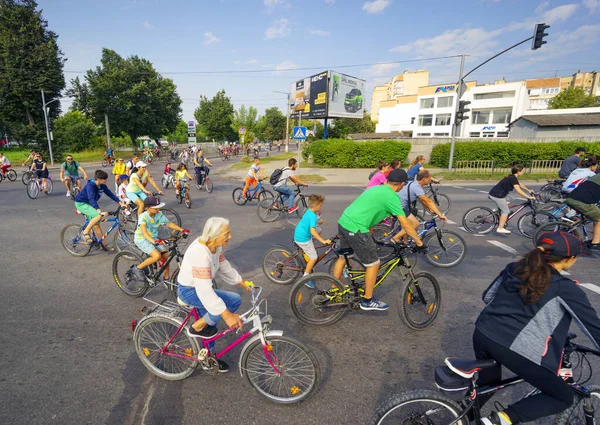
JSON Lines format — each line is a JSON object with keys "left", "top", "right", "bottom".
{"left": 337, "top": 223, "right": 380, "bottom": 267}
{"left": 35, "top": 169, "right": 49, "bottom": 178}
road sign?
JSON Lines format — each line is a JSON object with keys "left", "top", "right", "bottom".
{"left": 188, "top": 120, "right": 195, "bottom": 129}
{"left": 238, "top": 127, "right": 247, "bottom": 135}
{"left": 188, "top": 137, "right": 197, "bottom": 143}
{"left": 293, "top": 126, "right": 307, "bottom": 141}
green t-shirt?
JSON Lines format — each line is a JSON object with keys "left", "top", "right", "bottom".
{"left": 338, "top": 184, "right": 405, "bottom": 233}
{"left": 61, "top": 160, "right": 80, "bottom": 176}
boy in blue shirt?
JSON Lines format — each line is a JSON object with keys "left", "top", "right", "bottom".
{"left": 293, "top": 194, "right": 331, "bottom": 288}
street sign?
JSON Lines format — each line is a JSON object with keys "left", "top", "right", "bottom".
{"left": 238, "top": 127, "right": 247, "bottom": 135}
{"left": 188, "top": 137, "right": 197, "bottom": 143}
{"left": 293, "top": 126, "right": 307, "bottom": 141}
{"left": 457, "top": 81, "right": 468, "bottom": 100}
{"left": 188, "top": 120, "right": 195, "bottom": 129}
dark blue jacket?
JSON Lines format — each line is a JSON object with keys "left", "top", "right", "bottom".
{"left": 74, "top": 180, "right": 119, "bottom": 209}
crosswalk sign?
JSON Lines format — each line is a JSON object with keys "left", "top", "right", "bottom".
{"left": 293, "top": 126, "right": 307, "bottom": 141}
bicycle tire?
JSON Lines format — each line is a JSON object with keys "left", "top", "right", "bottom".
{"left": 161, "top": 176, "right": 169, "bottom": 189}
{"left": 205, "top": 177, "right": 213, "bottom": 193}
{"left": 257, "top": 198, "right": 282, "bottom": 222}
{"left": 232, "top": 188, "right": 247, "bottom": 206}
{"left": 539, "top": 184, "right": 563, "bottom": 203}
{"left": 554, "top": 384, "right": 600, "bottom": 425}
{"left": 22, "top": 171, "right": 32, "bottom": 185}
{"left": 372, "top": 223, "right": 395, "bottom": 243}
{"left": 423, "top": 230, "right": 467, "bottom": 268}
{"left": 532, "top": 221, "right": 577, "bottom": 248}
{"left": 419, "top": 193, "right": 451, "bottom": 216}
{"left": 168, "top": 270, "right": 179, "bottom": 302}
{"left": 517, "top": 211, "right": 556, "bottom": 238}
{"left": 113, "top": 228, "right": 137, "bottom": 253}
{"left": 27, "top": 180, "right": 39, "bottom": 199}
{"left": 161, "top": 208, "right": 182, "bottom": 227}
{"left": 258, "top": 189, "right": 274, "bottom": 201}
{"left": 399, "top": 272, "right": 441, "bottom": 330}
{"left": 102, "top": 159, "right": 108, "bottom": 167}
{"left": 0, "top": 173, "right": 3, "bottom": 182}
{"left": 371, "top": 389, "right": 467, "bottom": 425}
{"left": 462, "top": 206, "right": 498, "bottom": 234}
{"left": 289, "top": 272, "right": 348, "bottom": 326}
{"left": 176, "top": 193, "right": 182, "bottom": 204}
{"left": 294, "top": 196, "right": 307, "bottom": 218}
{"left": 60, "top": 224, "right": 93, "bottom": 257}
{"left": 262, "top": 247, "right": 303, "bottom": 284}
{"left": 46, "top": 178, "right": 53, "bottom": 194}
{"left": 112, "top": 250, "right": 149, "bottom": 297}
{"left": 6, "top": 169, "right": 17, "bottom": 181}
{"left": 240, "top": 335, "right": 320, "bottom": 404}
{"left": 134, "top": 312, "right": 199, "bottom": 381}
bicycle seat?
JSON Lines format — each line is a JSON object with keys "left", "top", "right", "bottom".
{"left": 445, "top": 357, "right": 497, "bottom": 379}
{"left": 554, "top": 179, "right": 566, "bottom": 185}
{"left": 334, "top": 247, "right": 354, "bottom": 256}
{"left": 434, "top": 366, "right": 471, "bottom": 392}
{"left": 177, "top": 298, "right": 193, "bottom": 309}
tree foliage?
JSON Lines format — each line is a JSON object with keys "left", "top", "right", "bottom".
{"left": 64, "top": 77, "right": 91, "bottom": 115}
{"left": 327, "top": 112, "right": 376, "bottom": 139}
{"left": 231, "top": 105, "right": 258, "bottom": 133}
{"left": 164, "top": 120, "right": 190, "bottom": 143}
{"left": 85, "top": 48, "right": 182, "bottom": 144}
{"left": 53, "top": 111, "right": 99, "bottom": 152}
{"left": 548, "top": 86, "right": 600, "bottom": 109}
{"left": 194, "top": 90, "right": 236, "bottom": 142}
{"left": 259, "top": 107, "right": 287, "bottom": 141}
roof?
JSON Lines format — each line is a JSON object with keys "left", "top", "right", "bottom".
{"left": 526, "top": 78, "right": 560, "bottom": 89}
{"left": 509, "top": 113, "right": 600, "bottom": 127}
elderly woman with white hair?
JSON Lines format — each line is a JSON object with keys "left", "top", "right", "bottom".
{"left": 177, "top": 217, "right": 250, "bottom": 372}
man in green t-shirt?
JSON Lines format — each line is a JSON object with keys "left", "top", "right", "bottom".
{"left": 333, "top": 169, "right": 424, "bottom": 311}
{"left": 60, "top": 155, "right": 88, "bottom": 197}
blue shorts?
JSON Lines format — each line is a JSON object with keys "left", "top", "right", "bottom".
{"left": 135, "top": 238, "right": 167, "bottom": 255}
{"left": 126, "top": 191, "right": 147, "bottom": 203}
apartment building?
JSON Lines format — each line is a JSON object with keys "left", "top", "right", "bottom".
{"left": 370, "top": 70, "right": 429, "bottom": 121}
{"left": 526, "top": 71, "right": 600, "bottom": 111}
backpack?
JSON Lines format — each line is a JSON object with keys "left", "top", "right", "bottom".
{"left": 368, "top": 169, "right": 378, "bottom": 181}
{"left": 406, "top": 181, "right": 420, "bottom": 216}
{"left": 270, "top": 167, "right": 288, "bottom": 185}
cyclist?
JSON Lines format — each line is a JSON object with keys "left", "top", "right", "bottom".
{"left": 22, "top": 150, "right": 36, "bottom": 167}
{"left": 566, "top": 172, "right": 600, "bottom": 251}
{"left": 242, "top": 157, "right": 267, "bottom": 199}
{"left": 125, "top": 154, "right": 140, "bottom": 176}
{"left": 103, "top": 146, "right": 114, "bottom": 163}
{"left": 117, "top": 174, "right": 130, "bottom": 203}
{"left": 562, "top": 154, "right": 598, "bottom": 193}
{"left": 559, "top": 147, "right": 586, "bottom": 179}
{"left": 111, "top": 158, "right": 126, "bottom": 191}
{"left": 366, "top": 161, "right": 390, "bottom": 189}
{"left": 472, "top": 231, "right": 599, "bottom": 425}
{"left": 193, "top": 147, "right": 213, "bottom": 188}
{"left": 125, "top": 161, "right": 153, "bottom": 214}
{"left": 131, "top": 196, "right": 187, "bottom": 283}
{"left": 30, "top": 153, "right": 49, "bottom": 193}
{"left": 163, "top": 162, "right": 173, "bottom": 176}
{"left": 60, "top": 155, "right": 88, "bottom": 197}
{"left": 331, "top": 169, "right": 424, "bottom": 311}
{"left": 175, "top": 163, "right": 193, "bottom": 195}
{"left": 272, "top": 158, "right": 307, "bottom": 214}
{"left": 0, "top": 152, "right": 11, "bottom": 178}
{"left": 177, "top": 217, "right": 253, "bottom": 372}
{"left": 74, "top": 169, "right": 127, "bottom": 247}
{"left": 488, "top": 164, "right": 535, "bottom": 235}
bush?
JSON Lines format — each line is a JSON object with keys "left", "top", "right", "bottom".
{"left": 240, "top": 155, "right": 252, "bottom": 163}
{"left": 303, "top": 139, "right": 411, "bottom": 168}
{"left": 430, "top": 141, "right": 600, "bottom": 168}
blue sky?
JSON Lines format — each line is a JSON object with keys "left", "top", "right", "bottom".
{"left": 41, "top": 0, "right": 600, "bottom": 121}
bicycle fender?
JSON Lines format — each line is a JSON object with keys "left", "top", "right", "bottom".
{"left": 238, "top": 330, "right": 284, "bottom": 377}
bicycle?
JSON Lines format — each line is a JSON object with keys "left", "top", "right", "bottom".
{"left": 26, "top": 173, "right": 53, "bottom": 199}
{"left": 176, "top": 178, "right": 192, "bottom": 208}
{"left": 532, "top": 211, "right": 594, "bottom": 247}
{"left": 194, "top": 167, "right": 213, "bottom": 193}
{"left": 102, "top": 156, "right": 115, "bottom": 167}
{"left": 371, "top": 332, "right": 600, "bottom": 425}
{"left": 257, "top": 184, "right": 309, "bottom": 222}
{"left": 221, "top": 151, "right": 230, "bottom": 161}
{"left": 262, "top": 236, "right": 340, "bottom": 284}
{"left": 418, "top": 181, "right": 451, "bottom": 217}
{"left": 118, "top": 192, "right": 182, "bottom": 232}
{"left": 0, "top": 167, "right": 17, "bottom": 182}
{"left": 65, "top": 176, "right": 84, "bottom": 198}
{"left": 462, "top": 196, "right": 555, "bottom": 237}
{"left": 161, "top": 172, "right": 175, "bottom": 189}
{"left": 289, "top": 242, "right": 441, "bottom": 330}
{"left": 539, "top": 178, "right": 567, "bottom": 203}
{"left": 232, "top": 178, "right": 273, "bottom": 206}
{"left": 60, "top": 206, "right": 136, "bottom": 257}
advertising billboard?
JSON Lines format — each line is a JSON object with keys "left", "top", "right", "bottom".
{"left": 328, "top": 71, "right": 366, "bottom": 119}
{"left": 289, "top": 70, "right": 328, "bottom": 119}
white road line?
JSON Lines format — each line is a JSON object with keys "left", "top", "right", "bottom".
{"left": 488, "top": 240, "right": 519, "bottom": 255}
{"left": 458, "top": 226, "right": 484, "bottom": 236}
{"left": 580, "top": 283, "right": 600, "bottom": 295}
{"left": 452, "top": 185, "right": 463, "bottom": 189}
{"left": 559, "top": 270, "right": 571, "bottom": 276}
{"left": 446, "top": 219, "right": 457, "bottom": 224}
{"left": 458, "top": 226, "right": 467, "bottom": 232}
{"left": 465, "top": 188, "right": 477, "bottom": 191}
{"left": 479, "top": 191, "right": 489, "bottom": 194}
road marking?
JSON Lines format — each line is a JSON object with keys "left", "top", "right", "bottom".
{"left": 452, "top": 185, "right": 463, "bottom": 189}
{"left": 458, "top": 226, "right": 485, "bottom": 236}
{"left": 140, "top": 383, "right": 156, "bottom": 425}
{"left": 559, "top": 270, "right": 571, "bottom": 276}
{"left": 465, "top": 188, "right": 477, "bottom": 191}
{"left": 580, "top": 283, "right": 600, "bottom": 295}
{"left": 446, "top": 219, "right": 457, "bottom": 224}
{"left": 479, "top": 191, "right": 489, "bottom": 194}
{"left": 488, "top": 240, "right": 519, "bottom": 255}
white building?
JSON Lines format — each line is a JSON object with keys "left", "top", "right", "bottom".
{"left": 376, "top": 99, "right": 417, "bottom": 136}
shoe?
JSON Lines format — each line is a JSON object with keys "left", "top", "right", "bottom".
{"left": 360, "top": 298, "right": 389, "bottom": 311}
{"left": 131, "top": 266, "right": 146, "bottom": 281}
{"left": 66, "top": 191, "right": 71, "bottom": 197}
{"left": 590, "top": 244, "right": 600, "bottom": 250}
{"left": 288, "top": 206, "right": 299, "bottom": 214}
{"left": 304, "top": 279, "right": 315, "bottom": 289}
{"left": 481, "top": 411, "right": 512, "bottom": 425}
{"left": 272, "top": 203, "right": 280, "bottom": 210}
{"left": 496, "top": 228, "right": 511, "bottom": 235}
{"left": 187, "top": 325, "right": 218, "bottom": 339}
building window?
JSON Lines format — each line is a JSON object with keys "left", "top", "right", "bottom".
{"left": 492, "top": 109, "right": 512, "bottom": 124}
{"left": 482, "top": 132, "right": 495, "bottom": 138}
{"left": 437, "top": 96, "right": 453, "bottom": 108}
{"left": 473, "top": 110, "right": 491, "bottom": 124}
{"left": 434, "top": 133, "right": 449, "bottom": 137}
{"left": 411, "top": 117, "right": 415, "bottom": 124}
{"left": 420, "top": 98, "right": 434, "bottom": 109}
{"left": 469, "top": 132, "right": 481, "bottom": 137}
{"left": 541, "top": 87, "right": 559, "bottom": 94}
{"left": 497, "top": 132, "right": 509, "bottom": 137}
{"left": 418, "top": 114, "right": 433, "bottom": 126}
{"left": 474, "top": 91, "right": 515, "bottom": 100}
{"left": 416, "top": 133, "right": 431, "bottom": 136}
{"left": 435, "top": 113, "right": 451, "bottom": 126}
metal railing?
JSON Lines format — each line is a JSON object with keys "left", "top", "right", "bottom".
{"left": 453, "top": 159, "right": 564, "bottom": 175}
{"left": 528, "top": 159, "right": 563, "bottom": 173}
{"left": 453, "top": 160, "right": 496, "bottom": 175}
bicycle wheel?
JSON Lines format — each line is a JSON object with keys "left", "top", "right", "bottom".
{"left": 419, "top": 193, "right": 451, "bottom": 216}
{"left": 257, "top": 198, "right": 281, "bottom": 223}
{"left": 262, "top": 247, "right": 303, "bottom": 284}
{"left": 205, "top": 177, "right": 213, "bottom": 193}
{"left": 539, "top": 184, "right": 562, "bottom": 203}
{"left": 532, "top": 222, "right": 576, "bottom": 247}
{"left": 6, "top": 169, "right": 17, "bottom": 181}
{"left": 22, "top": 172, "right": 32, "bottom": 185}
{"left": 161, "top": 176, "right": 169, "bottom": 189}
{"left": 462, "top": 206, "right": 497, "bottom": 234}
{"left": 258, "top": 189, "right": 274, "bottom": 201}
{"left": 399, "top": 272, "right": 440, "bottom": 330}
{"left": 167, "top": 270, "right": 179, "bottom": 302}
{"left": 371, "top": 390, "right": 467, "bottom": 425}
{"left": 112, "top": 250, "right": 149, "bottom": 297}
{"left": 555, "top": 384, "right": 600, "bottom": 425}
{"left": 161, "top": 208, "right": 182, "bottom": 227}
{"left": 294, "top": 197, "right": 307, "bottom": 218}
{"left": 60, "top": 224, "right": 93, "bottom": 257}
{"left": 326, "top": 256, "right": 366, "bottom": 287}
{"left": 113, "top": 228, "right": 137, "bottom": 253}
{"left": 423, "top": 230, "right": 466, "bottom": 268}
{"left": 240, "top": 335, "right": 320, "bottom": 404}
{"left": 289, "top": 272, "right": 348, "bottom": 326}
{"left": 27, "top": 181, "right": 39, "bottom": 199}
{"left": 46, "top": 178, "right": 53, "bottom": 194}
{"left": 134, "top": 312, "right": 199, "bottom": 381}
{"left": 517, "top": 211, "right": 556, "bottom": 238}
{"left": 232, "top": 188, "right": 247, "bottom": 205}
{"left": 184, "top": 194, "right": 191, "bottom": 208}
{"left": 372, "top": 223, "right": 395, "bottom": 243}
{"left": 71, "top": 186, "right": 81, "bottom": 197}
{"left": 176, "top": 192, "right": 182, "bottom": 204}
{"left": 102, "top": 159, "right": 108, "bottom": 167}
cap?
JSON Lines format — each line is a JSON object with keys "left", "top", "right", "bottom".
{"left": 387, "top": 169, "right": 408, "bottom": 183}
{"left": 135, "top": 161, "right": 147, "bottom": 168}
{"left": 119, "top": 174, "right": 129, "bottom": 181}
{"left": 143, "top": 196, "right": 166, "bottom": 209}
{"left": 536, "top": 231, "right": 586, "bottom": 257}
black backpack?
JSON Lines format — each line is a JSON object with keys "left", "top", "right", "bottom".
{"left": 270, "top": 167, "right": 288, "bottom": 185}
{"left": 368, "top": 169, "right": 378, "bottom": 181}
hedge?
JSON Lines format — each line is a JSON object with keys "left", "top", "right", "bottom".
{"left": 303, "top": 139, "right": 411, "bottom": 168}
{"left": 429, "top": 141, "right": 600, "bottom": 168}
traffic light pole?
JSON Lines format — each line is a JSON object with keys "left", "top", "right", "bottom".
{"left": 448, "top": 55, "right": 465, "bottom": 171}
{"left": 41, "top": 89, "right": 55, "bottom": 166}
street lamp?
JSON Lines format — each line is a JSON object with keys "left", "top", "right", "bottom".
{"left": 273, "top": 90, "right": 291, "bottom": 153}
{"left": 41, "top": 89, "right": 61, "bottom": 166}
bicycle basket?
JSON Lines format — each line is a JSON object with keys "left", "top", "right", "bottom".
{"left": 434, "top": 366, "right": 470, "bottom": 392}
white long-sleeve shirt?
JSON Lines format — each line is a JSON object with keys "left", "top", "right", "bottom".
{"left": 178, "top": 241, "right": 242, "bottom": 316}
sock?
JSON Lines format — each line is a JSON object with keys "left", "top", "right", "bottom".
{"left": 303, "top": 272, "right": 309, "bottom": 277}
{"left": 498, "top": 412, "right": 512, "bottom": 425}
{"left": 363, "top": 297, "right": 372, "bottom": 303}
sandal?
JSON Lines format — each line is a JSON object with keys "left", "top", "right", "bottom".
{"left": 82, "top": 234, "right": 94, "bottom": 244}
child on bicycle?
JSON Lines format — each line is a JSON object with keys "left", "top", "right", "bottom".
{"left": 293, "top": 194, "right": 331, "bottom": 289}
{"left": 163, "top": 162, "right": 173, "bottom": 176}
{"left": 175, "top": 163, "right": 193, "bottom": 195}
{"left": 242, "top": 157, "right": 267, "bottom": 199}
{"left": 117, "top": 174, "right": 130, "bottom": 203}
{"left": 131, "top": 196, "right": 188, "bottom": 283}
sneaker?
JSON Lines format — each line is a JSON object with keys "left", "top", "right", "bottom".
{"left": 272, "top": 203, "right": 280, "bottom": 210}
{"left": 481, "top": 411, "right": 512, "bottom": 425}
{"left": 66, "top": 191, "right": 71, "bottom": 197}
{"left": 131, "top": 266, "right": 146, "bottom": 281}
{"left": 288, "top": 205, "right": 299, "bottom": 214}
{"left": 496, "top": 228, "right": 511, "bottom": 235}
{"left": 304, "top": 279, "right": 315, "bottom": 289}
{"left": 360, "top": 298, "right": 389, "bottom": 311}
{"left": 590, "top": 244, "right": 600, "bottom": 250}
{"left": 187, "top": 325, "right": 218, "bottom": 339}
{"left": 201, "top": 358, "right": 230, "bottom": 373}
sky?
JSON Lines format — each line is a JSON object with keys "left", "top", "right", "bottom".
{"left": 40, "top": 0, "right": 600, "bottom": 122}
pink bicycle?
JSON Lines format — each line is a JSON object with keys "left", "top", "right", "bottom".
{"left": 132, "top": 285, "right": 320, "bottom": 403}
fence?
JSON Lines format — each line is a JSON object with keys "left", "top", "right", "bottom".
{"left": 453, "top": 159, "right": 564, "bottom": 175}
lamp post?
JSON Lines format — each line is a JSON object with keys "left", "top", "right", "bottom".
{"left": 41, "top": 89, "right": 61, "bottom": 166}
{"left": 273, "top": 90, "right": 291, "bottom": 153}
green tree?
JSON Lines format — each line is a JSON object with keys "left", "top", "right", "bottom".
{"left": 0, "top": 0, "right": 65, "bottom": 154}
{"left": 231, "top": 105, "right": 258, "bottom": 133}
{"left": 64, "top": 77, "right": 91, "bottom": 115}
{"left": 85, "top": 48, "right": 182, "bottom": 144}
{"left": 548, "top": 86, "right": 600, "bottom": 109}
{"left": 194, "top": 90, "right": 236, "bottom": 142}
{"left": 261, "top": 107, "right": 287, "bottom": 141}
{"left": 53, "top": 111, "right": 99, "bottom": 152}
{"left": 165, "top": 120, "right": 189, "bottom": 143}
{"left": 327, "top": 112, "right": 376, "bottom": 139}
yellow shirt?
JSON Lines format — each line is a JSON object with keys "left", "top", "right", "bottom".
{"left": 112, "top": 162, "right": 126, "bottom": 175}
{"left": 175, "top": 170, "right": 187, "bottom": 180}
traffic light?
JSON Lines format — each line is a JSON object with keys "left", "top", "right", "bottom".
{"left": 48, "top": 119, "right": 54, "bottom": 131}
{"left": 455, "top": 100, "right": 471, "bottom": 124}
{"left": 532, "top": 23, "right": 550, "bottom": 50}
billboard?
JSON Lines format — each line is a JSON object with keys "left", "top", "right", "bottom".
{"left": 289, "top": 70, "right": 328, "bottom": 119}
{"left": 328, "top": 71, "right": 366, "bottom": 119}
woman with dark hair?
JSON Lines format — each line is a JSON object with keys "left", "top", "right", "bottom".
{"left": 488, "top": 164, "right": 535, "bottom": 235}
{"left": 365, "top": 160, "right": 390, "bottom": 189}
{"left": 562, "top": 154, "right": 598, "bottom": 193}
{"left": 471, "top": 231, "right": 600, "bottom": 425}
{"left": 384, "top": 159, "right": 402, "bottom": 177}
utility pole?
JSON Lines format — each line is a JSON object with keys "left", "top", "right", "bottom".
{"left": 105, "top": 113, "right": 111, "bottom": 148}
{"left": 298, "top": 110, "right": 302, "bottom": 174}
{"left": 41, "top": 89, "right": 55, "bottom": 166}
{"left": 448, "top": 55, "right": 465, "bottom": 171}
{"left": 273, "top": 90, "right": 291, "bottom": 153}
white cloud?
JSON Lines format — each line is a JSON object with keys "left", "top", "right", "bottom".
{"left": 234, "top": 59, "right": 258, "bottom": 65}
{"left": 325, "top": 0, "right": 336, "bottom": 3}
{"left": 143, "top": 21, "right": 154, "bottom": 30}
{"left": 264, "top": 19, "right": 291, "bottom": 40}
{"left": 364, "top": 63, "right": 400, "bottom": 76}
{"left": 534, "top": 0, "right": 549, "bottom": 14}
{"left": 264, "top": 0, "right": 284, "bottom": 5}
{"left": 583, "top": 0, "right": 600, "bottom": 13}
{"left": 309, "top": 29, "right": 331, "bottom": 36}
{"left": 203, "top": 32, "right": 220, "bottom": 45}
{"left": 362, "top": 0, "right": 391, "bottom": 14}
{"left": 274, "top": 60, "right": 299, "bottom": 71}
{"left": 541, "top": 4, "right": 578, "bottom": 24}
{"left": 515, "top": 24, "right": 600, "bottom": 62}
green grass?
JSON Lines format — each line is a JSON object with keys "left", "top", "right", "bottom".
{"left": 230, "top": 152, "right": 297, "bottom": 169}
{"left": 436, "top": 171, "right": 558, "bottom": 181}
{"left": 299, "top": 174, "right": 327, "bottom": 183}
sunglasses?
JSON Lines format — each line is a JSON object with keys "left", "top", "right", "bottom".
{"left": 67, "top": 158, "right": 73, "bottom": 161}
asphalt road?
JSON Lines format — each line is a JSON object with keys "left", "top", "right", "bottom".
{"left": 1, "top": 160, "right": 599, "bottom": 425}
